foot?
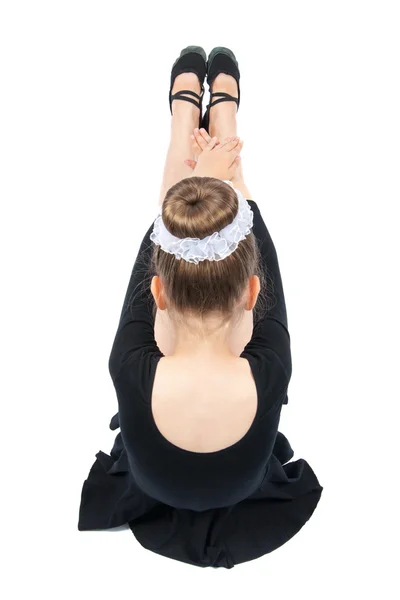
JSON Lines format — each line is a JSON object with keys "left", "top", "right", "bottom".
{"left": 210, "top": 73, "right": 239, "bottom": 105}
{"left": 208, "top": 73, "right": 238, "bottom": 141}
{"left": 171, "top": 72, "right": 202, "bottom": 115}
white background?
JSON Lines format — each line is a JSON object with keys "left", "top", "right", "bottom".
{"left": 1, "top": 1, "right": 399, "bottom": 598}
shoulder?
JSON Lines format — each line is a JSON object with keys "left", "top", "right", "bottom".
{"left": 110, "top": 347, "right": 163, "bottom": 399}
{"left": 245, "top": 200, "right": 265, "bottom": 231}
{"left": 246, "top": 199, "right": 259, "bottom": 212}
{"left": 241, "top": 345, "right": 290, "bottom": 400}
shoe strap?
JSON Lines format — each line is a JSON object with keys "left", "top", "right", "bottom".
{"left": 208, "top": 91, "right": 238, "bottom": 109}
{"left": 170, "top": 89, "right": 203, "bottom": 109}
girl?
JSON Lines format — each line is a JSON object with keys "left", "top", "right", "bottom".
{"left": 78, "top": 46, "right": 323, "bottom": 569}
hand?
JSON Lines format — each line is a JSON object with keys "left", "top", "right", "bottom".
{"left": 186, "top": 128, "right": 244, "bottom": 180}
{"left": 184, "top": 127, "right": 250, "bottom": 197}
{"left": 184, "top": 128, "right": 220, "bottom": 170}
{"left": 184, "top": 128, "right": 238, "bottom": 170}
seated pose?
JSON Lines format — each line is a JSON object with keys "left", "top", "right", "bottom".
{"left": 78, "top": 46, "right": 323, "bottom": 569}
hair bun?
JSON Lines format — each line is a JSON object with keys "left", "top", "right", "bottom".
{"left": 162, "top": 177, "right": 239, "bottom": 239}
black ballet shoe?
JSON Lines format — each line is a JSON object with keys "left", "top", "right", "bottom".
{"left": 201, "top": 46, "right": 241, "bottom": 133}
{"left": 169, "top": 45, "right": 207, "bottom": 129}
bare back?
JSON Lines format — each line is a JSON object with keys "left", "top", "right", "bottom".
{"left": 151, "top": 356, "right": 258, "bottom": 453}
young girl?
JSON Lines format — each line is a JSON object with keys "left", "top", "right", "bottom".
{"left": 78, "top": 45, "right": 323, "bottom": 569}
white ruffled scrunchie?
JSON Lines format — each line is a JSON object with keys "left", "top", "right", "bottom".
{"left": 150, "top": 180, "right": 254, "bottom": 264}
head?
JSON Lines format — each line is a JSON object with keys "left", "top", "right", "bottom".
{"left": 149, "top": 177, "right": 269, "bottom": 334}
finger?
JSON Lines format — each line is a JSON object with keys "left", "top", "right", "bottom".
{"left": 201, "top": 131, "right": 221, "bottom": 145}
{"left": 199, "top": 128, "right": 213, "bottom": 145}
{"left": 220, "top": 136, "right": 241, "bottom": 150}
{"left": 184, "top": 159, "right": 197, "bottom": 170}
{"left": 193, "top": 128, "right": 209, "bottom": 151}
{"left": 190, "top": 133, "right": 203, "bottom": 154}
{"left": 205, "top": 136, "right": 219, "bottom": 151}
{"left": 228, "top": 139, "right": 244, "bottom": 158}
{"left": 229, "top": 154, "right": 241, "bottom": 169}
{"left": 197, "top": 130, "right": 222, "bottom": 146}
{"left": 228, "top": 155, "right": 241, "bottom": 177}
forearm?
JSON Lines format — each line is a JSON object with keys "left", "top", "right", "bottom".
{"left": 190, "top": 162, "right": 252, "bottom": 200}
{"left": 231, "top": 177, "right": 252, "bottom": 200}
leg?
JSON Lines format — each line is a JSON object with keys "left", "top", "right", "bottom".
{"left": 158, "top": 73, "right": 201, "bottom": 206}
{"left": 208, "top": 73, "right": 252, "bottom": 200}
{"left": 155, "top": 73, "right": 202, "bottom": 352}
{"left": 206, "top": 74, "right": 254, "bottom": 356}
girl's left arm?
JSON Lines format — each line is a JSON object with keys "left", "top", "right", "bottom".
{"left": 108, "top": 219, "right": 162, "bottom": 382}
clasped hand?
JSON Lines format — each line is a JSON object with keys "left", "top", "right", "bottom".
{"left": 184, "top": 128, "right": 244, "bottom": 181}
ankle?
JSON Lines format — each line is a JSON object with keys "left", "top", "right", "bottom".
{"left": 208, "top": 74, "right": 238, "bottom": 135}
{"left": 171, "top": 101, "right": 200, "bottom": 125}
{"left": 171, "top": 72, "right": 201, "bottom": 117}
{"left": 209, "top": 108, "right": 237, "bottom": 140}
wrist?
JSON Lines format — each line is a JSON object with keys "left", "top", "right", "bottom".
{"left": 191, "top": 166, "right": 209, "bottom": 178}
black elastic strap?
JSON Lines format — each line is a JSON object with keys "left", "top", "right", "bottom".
{"left": 170, "top": 89, "right": 203, "bottom": 109}
{"left": 208, "top": 91, "right": 239, "bottom": 108}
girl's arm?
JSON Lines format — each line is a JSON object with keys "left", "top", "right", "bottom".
{"left": 108, "top": 220, "right": 162, "bottom": 382}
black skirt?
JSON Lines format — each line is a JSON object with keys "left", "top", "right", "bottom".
{"left": 78, "top": 412, "right": 323, "bottom": 569}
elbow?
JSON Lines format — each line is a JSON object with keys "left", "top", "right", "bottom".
{"left": 108, "top": 352, "right": 120, "bottom": 382}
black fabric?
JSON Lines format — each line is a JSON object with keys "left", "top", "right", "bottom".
{"left": 169, "top": 50, "right": 206, "bottom": 122}
{"left": 202, "top": 50, "right": 241, "bottom": 136}
{"left": 207, "top": 52, "right": 241, "bottom": 107}
{"left": 78, "top": 200, "right": 323, "bottom": 568}
{"left": 170, "top": 51, "right": 207, "bottom": 95}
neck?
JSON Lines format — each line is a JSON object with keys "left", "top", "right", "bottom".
{"left": 168, "top": 312, "right": 239, "bottom": 360}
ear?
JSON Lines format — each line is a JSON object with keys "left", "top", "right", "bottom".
{"left": 245, "top": 275, "right": 261, "bottom": 311}
{"left": 151, "top": 275, "right": 167, "bottom": 310}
